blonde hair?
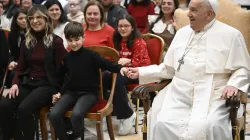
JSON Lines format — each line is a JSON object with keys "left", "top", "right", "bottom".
{"left": 25, "top": 5, "right": 54, "bottom": 49}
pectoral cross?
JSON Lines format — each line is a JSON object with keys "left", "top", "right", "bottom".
{"left": 177, "top": 56, "right": 184, "bottom": 71}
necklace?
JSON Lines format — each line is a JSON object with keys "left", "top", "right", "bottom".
{"left": 177, "top": 20, "right": 216, "bottom": 72}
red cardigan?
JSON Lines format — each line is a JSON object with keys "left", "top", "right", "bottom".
{"left": 127, "top": 2, "right": 155, "bottom": 33}
{"left": 119, "top": 38, "right": 151, "bottom": 67}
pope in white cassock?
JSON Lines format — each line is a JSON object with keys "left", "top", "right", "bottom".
{"left": 120, "top": 0, "right": 250, "bottom": 139}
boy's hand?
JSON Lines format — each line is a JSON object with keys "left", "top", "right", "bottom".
{"left": 52, "top": 93, "right": 61, "bottom": 104}
{"left": 120, "top": 67, "right": 128, "bottom": 76}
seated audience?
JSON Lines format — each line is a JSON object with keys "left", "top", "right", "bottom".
{"left": 148, "top": 0, "right": 178, "bottom": 51}
{"left": 82, "top": 0, "right": 114, "bottom": 48}
{"left": 44, "top": 0, "right": 69, "bottom": 48}
{"left": 0, "top": 5, "right": 66, "bottom": 140}
{"left": 127, "top": 0, "right": 155, "bottom": 33}
{"left": 67, "top": 0, "right": 85, "bottom": 24}
{"left": 5, "top": 8, "right": 28, "bottom": 88}
{"left": 103, "top": 14, "right": 151, "bottom": 136}
{"left": 49, "top": 21, "right": 125, "bottom": 140}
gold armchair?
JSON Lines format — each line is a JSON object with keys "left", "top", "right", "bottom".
{"left": 132, "top": 0, "right": 250, "bottom": 140}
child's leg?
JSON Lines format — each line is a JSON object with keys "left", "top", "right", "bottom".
{"left": 71, "top": 93, "right": 98, "bottom": 138}
{"left": 49, "top": 93, "right": 77, "bottom": 140}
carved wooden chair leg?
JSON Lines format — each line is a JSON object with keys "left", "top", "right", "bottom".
{"left": 106, "top": 114, "right": 115, "bottom": 140}
{"left": 49, "top": 120, "right": 56, "bottom": 140}
{"left": 135, "top": 98, "right": 139, "bottom": 134}
{"left": 40, "top": 111, "right": 48, "bottom": 140}
{"left": 142, "top": 97, "right": 150, "bottom": 140}
{"left": 96, "top": 121, "right": 104, "bottom": 140}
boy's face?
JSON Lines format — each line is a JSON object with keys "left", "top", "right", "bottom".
{"left": 67, "top": 36, "right": 84, "bottom": 51}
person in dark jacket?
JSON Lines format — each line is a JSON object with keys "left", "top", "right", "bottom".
{"left": 0, "top": 5, "right": 66, "bottom": 140}
{"left": 0, "top": 29, "right": 9, "bottom": 88}
{"left": 5, "top": 8, "right": 27, "bottom": 88}
{"left": 99, "top": 0, "right": 127, "bottom": 28}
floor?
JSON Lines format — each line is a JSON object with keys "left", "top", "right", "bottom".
{"left": 2, "top": 89, "right": 250, "bottom": 140}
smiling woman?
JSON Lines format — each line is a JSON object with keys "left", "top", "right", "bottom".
{"left": 82, "top": 0, "right": 115, "bottom": 48}
{"left": 44, "top": 0, "right": 69, "bottom": 49}
{"left": 0, "top": 5, "right": 66, "bottom": 140}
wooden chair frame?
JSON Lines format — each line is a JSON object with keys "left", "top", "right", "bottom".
{"left": 127, "top": 33, "right": 164, "bottom": 134}
{"left": 39, "top": 46, "right": 119, "bottom": 140}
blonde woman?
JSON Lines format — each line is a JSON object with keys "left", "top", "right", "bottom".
{"left": 0, "top": 5, "right": 66, "bottom": 140}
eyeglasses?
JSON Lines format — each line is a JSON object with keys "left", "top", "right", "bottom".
{"left": 118, "top": 24, "right": 131, "bottom": 29}
{"left": 28, "top": 16, "right": 44, "bottom": 22}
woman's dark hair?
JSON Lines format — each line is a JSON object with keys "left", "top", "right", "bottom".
{"left": 10, "top": 8, "right": 28, "bottom": 32}
{"left": 149, "top": 0, "right": 178, "bottom": 33}
{"left": 130, "top": 0, "right": 151, "bottom": 6}
{"left": 113, "top": 14, "right": 141, "bottom": 51}
{"left": 83, "top": 0, "right": 105, "bottom": 29}
{"left": 44, "top": 0, "right": 68, "bottom": 23}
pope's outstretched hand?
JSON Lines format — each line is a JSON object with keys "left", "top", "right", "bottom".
{"left": 126, "top": 67, "right": 139, "bottom": 79}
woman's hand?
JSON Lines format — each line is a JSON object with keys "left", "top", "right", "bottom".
{"left": 8, "top": 61, "right": 18, "bottom": 70}
{"left": 5, "top": 84, "right": 19, "bottom": 99}
{"left": 118, "top": 58, "right": 131, "bottom": 66}
{"left": 52, "top": 93, "right": 61, "bottom": 104}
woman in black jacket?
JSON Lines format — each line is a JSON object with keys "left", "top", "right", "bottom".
{"left": 5, "top": 8, "right": 27, "bottom": 88}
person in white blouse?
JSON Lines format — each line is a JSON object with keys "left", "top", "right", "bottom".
{"left": 44, "top": 0, "right": 69, "bottom": 49}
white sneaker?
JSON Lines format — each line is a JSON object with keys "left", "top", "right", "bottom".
{"left": 102, "top": 117, "right": 108, "bottom": 132}
{"left": 118, "top": 112, "right": 136, "bottom": 136}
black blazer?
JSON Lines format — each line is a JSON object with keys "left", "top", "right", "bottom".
{"left": 8, "top": 31, "right": 25, "bottom": 62}
{"left": 18, "top": 34, "right": 66, "bottom": 90}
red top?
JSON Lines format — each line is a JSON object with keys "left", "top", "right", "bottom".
{"left": 127, "top": 2, "right": 155, "bottom": 33}
{"left": 83, "top": 24, "right": 115, "bottom": 48}
{"left": 119, "top": 38, "right": 151, "bottom": 67}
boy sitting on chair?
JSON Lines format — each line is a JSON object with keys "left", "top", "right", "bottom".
{"left": 49, "top": 21, "right": 125, "bottom": 140}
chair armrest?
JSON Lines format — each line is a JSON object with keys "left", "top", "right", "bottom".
{"left": 132, "top": 80, "right": 171, "bottom": 100}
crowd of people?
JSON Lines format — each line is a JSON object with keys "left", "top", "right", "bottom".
{"left": 1, "top": 0, "right": 249, "bottom": 140}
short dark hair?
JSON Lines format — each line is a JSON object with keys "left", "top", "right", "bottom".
{"left": 64, "top": 21, "right": 84, "bottom": 39}
{"left": 44, "top": 0, "right": 68, "bottom": 23}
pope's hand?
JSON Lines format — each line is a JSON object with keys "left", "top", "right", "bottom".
{"left": 52, "top": 93, "right": 61, "bottom": 104}
{"left": 127, "top": 67, "right": 139, "bottom": 79}
{"left": 221, "top": 86, "right": 238, "bottom": 99}
{"left": 5, "top": 84, "right": 19, "bottom": 99}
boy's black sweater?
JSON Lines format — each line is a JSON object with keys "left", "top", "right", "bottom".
{"left": 60, "top": 47, "right": 122, "bottom": 94}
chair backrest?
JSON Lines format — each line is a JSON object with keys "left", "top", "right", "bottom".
{"left": 0, "top": 28, "right": 10, "bottom": 39}
{"left": 174, "top": 0, "right": 250, "bottom": 53}
{"left": 85, "top": 46, "right": 119, "bottom": 103}
{"left": 143, "top": 33, "right": 165, "bottom": 65}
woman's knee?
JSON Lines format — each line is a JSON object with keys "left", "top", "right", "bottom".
{"left": 49, "top": 109, "right": 63, "bottom": 122}
{"left": 71, "top": 111, "right": 84, "bottom": 123}
{"left": 0, "top": 98, "right": 13, "bottom": 111}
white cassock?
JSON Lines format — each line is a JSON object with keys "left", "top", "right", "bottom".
{"left": 138, "top": 19, "right": 250, "bottom": 140}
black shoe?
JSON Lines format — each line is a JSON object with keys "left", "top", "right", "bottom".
{"left": 68, "top": 134, "right": 81, "bottom": 140}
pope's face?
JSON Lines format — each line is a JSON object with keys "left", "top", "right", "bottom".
{"left": 187, "top": 0, "right": 210, "bottom": 31}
